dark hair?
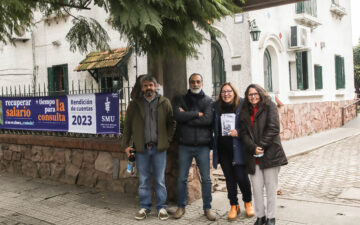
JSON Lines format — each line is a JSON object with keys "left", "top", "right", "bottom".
{"left": 130, "top": 74, "right": 147, "bottom": 100}
{"left": 140, "top": 75, "right": 158, "bottom": 87}
{"left": 188, "top": 73, "right": 203, "bottom": 83}
{"left": 244, "top": 84, "right": 271, "bottom": 108}
{"left": 216, "top": 82, "right": 240, "bottom": 112}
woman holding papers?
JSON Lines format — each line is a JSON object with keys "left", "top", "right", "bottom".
{"left": 212, "top": 82, "right": 255, "bottom": 221}
{"left": 239, "top": 84, "right": 288, "bottom": 225}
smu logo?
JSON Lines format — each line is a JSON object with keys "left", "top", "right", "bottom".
{"left": 102, "top": 116, "right": 115, "bottom": 122}
{"left": 105, "top": 97, "right": 110, "bottom": 113}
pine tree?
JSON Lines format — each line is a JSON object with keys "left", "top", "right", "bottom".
{"left": 0, "top": 0, "right": 242, "bottom": 57}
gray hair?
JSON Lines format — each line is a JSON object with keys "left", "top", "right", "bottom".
{"left": 140, "top": 75, "right": 158, "bottom": 86}
{"left": 188, "top": 73, "right": 203, "bottom": 83}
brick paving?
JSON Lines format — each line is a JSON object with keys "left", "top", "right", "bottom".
{"left": 0, "top": 134, "right": 359, "bottom": 224}
{"left": 279, "top": 135, "right": 360, "bottom": 205}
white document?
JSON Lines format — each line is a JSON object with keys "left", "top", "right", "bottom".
{"left": 221, "top": 113, "right": 236, "bottom": 136}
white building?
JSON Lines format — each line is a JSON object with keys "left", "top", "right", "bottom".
{"left": 0, "top": 0, "right": 356, "bottom": 139}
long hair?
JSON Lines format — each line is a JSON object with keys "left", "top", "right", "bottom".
{"left": 243, "top": 84, "right": 271, "bottom": 109}
{"left": 216, "top": 82, "right": 240, "bottom": 113}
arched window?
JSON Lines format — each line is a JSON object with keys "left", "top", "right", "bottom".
{"left": 211, "top": 39, "right": 225, "bottom": 97}
{"left": 264, "top": 49, "right": 273, "bottom": 92}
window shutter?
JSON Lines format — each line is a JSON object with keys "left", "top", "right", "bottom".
{"left": 303, "top": 52, "right": 309, "bottom": 89}
{"left": 296, "top": 2, "right": 304, "bottom": 14}
{"left": 62, "top": 64, "right": 69, "bottom": 94}
{"left": 47, "top": 67, "right": 54, "bottom": 95}
{"left": 296, "top": 52, "right": 303, "bottom": 90}
{"left": 335, "top": 56, "right": 341, "bottom": 89}
{"left": 341, "top": 57, "right": 345, "bottom": 88}
{"left": 314, "top": 65, "right": 323, "bottom": 90}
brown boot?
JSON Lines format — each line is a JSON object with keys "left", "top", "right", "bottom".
{"left": 204, "top": 209, "right": 216, "bottom": 221}
{"left": 244, "top": 202, "right": 255, "bottom": 218}
{"left": 173, "top": 208, "right": 185, "bottom": 219}
{"left": 228, "top": 205, "right": 240, "bottom": 221}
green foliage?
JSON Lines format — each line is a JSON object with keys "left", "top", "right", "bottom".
{"left": 0, "top": 0, "right": 35, "bottom": 44}
{"left": 354, "top": 45, "right": 360, "bottom": 85}
{"left": 108, "top": 0, "right": 242, "bottom": 57}
{"left": 0, "top": 0, "right": 243, "bottom": 57}
{"left": 66, "top": 16, "right": 110, "bottom": 54}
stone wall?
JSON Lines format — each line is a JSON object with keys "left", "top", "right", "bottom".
{"left": 0, "top": 135, "right": 138, "bottom": 194}
{"left": 279, "top": 100, "right": 358, "bottom": 140}
{"left": 0, "top": 134, "right": 202, "bottom": 204}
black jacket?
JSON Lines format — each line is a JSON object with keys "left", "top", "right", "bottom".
{"left": 239, "top": 100, "right": 288, "bottom": 174}
{"left": 173, "top": 91, "right": 213, "bottom": 146}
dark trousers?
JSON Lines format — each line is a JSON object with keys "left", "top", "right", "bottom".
{"left": 219, "top": 153, "right": 252, "bottom": 205}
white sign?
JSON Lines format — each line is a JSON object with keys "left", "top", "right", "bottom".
{"left": 68, "top": 94, "right": 97, "bottom": 133}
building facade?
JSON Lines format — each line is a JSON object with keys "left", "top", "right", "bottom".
{"left": 189, "top": 0, "right": 356, "bottom": 139}
{"left": 0, "top": 0, "right": 356, "bottom": 140}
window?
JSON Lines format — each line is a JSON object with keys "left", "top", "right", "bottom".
{"left": 335, "top": 55, "right": 345, "bottom": 89}
{"left": 211, "top": 38, "right": 225, "bottom": 97}
{"left": 332, "top": 0, "right": 339, "bottom": 5}
{"left": 48, "top": 64, "right": 68, "bottom": 96}
{"left": 263, "top": 49, "right": 273, "bottom": 92}
{"left": 99, "top": 66, "right": 126, "bottom": 98}
{"left": 314, "top": 65, "right": 323, "bottom": 90}
{"left": 296, "top": 51, "right": 309, "bottom": 90}
{"left": 296, "top": 0, "right": 317, "bottom": 17}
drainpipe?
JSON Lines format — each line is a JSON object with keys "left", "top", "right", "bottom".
{"left": 31, "top": 30, "right": 37, "bottom": 94}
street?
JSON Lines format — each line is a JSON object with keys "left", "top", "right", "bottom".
{"left": 0, "top": 134, "right": 360, "bottom": 225}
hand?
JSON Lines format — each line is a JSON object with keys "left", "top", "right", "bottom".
{"left": 179, "top": 107, "right": 185, "bottom": 112}
{"left": 198, "top": 112, "right": 204, "bottom": 117}
{"left": 125, "top": 146, "right": 135, "bottom": 157}
{"left": 255, "top": 147, "right": 264, "bottom": 155}
{"left": 228, "top": 129, "right": 238, "bottom": 137}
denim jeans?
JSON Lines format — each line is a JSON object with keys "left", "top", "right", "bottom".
{"left": 136, "top": 146, "right": 167, "bottom": 211}
{"left": 177, "top": 145, "right": 212, "bottom": 210}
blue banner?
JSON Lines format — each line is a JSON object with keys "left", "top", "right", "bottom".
{"left": 0, "top": 93, "right": 119, "bottom": 134}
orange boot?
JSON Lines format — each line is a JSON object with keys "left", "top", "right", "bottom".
{"left": 228, "top": 205, "right": 240, "bottom": 221}
{"left": 244, "top": 202, "right": 255, "bottom": 218}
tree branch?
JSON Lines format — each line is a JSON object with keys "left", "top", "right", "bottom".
{"left": 40, "top": 1, "right": 91, "bottom": 10}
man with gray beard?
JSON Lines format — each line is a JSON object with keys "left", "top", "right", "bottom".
{"left": 172, "top": 73, "right": 215, "bottom": 221}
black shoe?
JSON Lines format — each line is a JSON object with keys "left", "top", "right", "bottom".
{"left": 254, "top": 216, "right": 267, "bottom": 225}
{"left": 266, "top": 218, "right": 275, "bottom": 225}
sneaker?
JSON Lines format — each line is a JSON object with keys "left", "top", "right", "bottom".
{"left": 173, "top": 207, "right": 185, "bottom": 219}
{"left": 204, "top": 209, "right": 216, "bottom": 221}
{"left": 158, "top": 208, "right": 169, "bottom": 220}
{"left": 135, "top": 208, "right": 151, "bottom": 220}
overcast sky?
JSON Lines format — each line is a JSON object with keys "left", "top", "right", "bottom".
{"left": 352, "top": 0, "right": 360, "bottom": 46}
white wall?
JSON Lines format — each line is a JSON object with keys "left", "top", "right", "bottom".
{"left": 247, "top": 0, "right": 355, "bottom": 104}
{"left": 0, "top": 5, "right": 147, "bottom": 94}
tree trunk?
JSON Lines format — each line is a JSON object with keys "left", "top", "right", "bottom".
{"left": 148, "top": 53, "right": 187, "bottom": 202}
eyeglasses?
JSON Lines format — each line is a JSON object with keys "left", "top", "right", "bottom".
{"left": 248, "top": 93, "right": 259, "bottom": 97}
{"left": 221, "top": 90, "right": 233, "bottom": 95}
{"left": 190, "top": 80, "right": 202, "bottom": 84}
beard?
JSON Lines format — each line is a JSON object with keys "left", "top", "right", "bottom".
{"left": 145, "top": 89, "right": 155, "bottom": 97}
{"left": 190, "top": 87, "right": 201, "bottom": 94}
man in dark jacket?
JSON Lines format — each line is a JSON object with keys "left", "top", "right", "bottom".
{"left": 172, "top": 73, "right": 215, "bottom": 221}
